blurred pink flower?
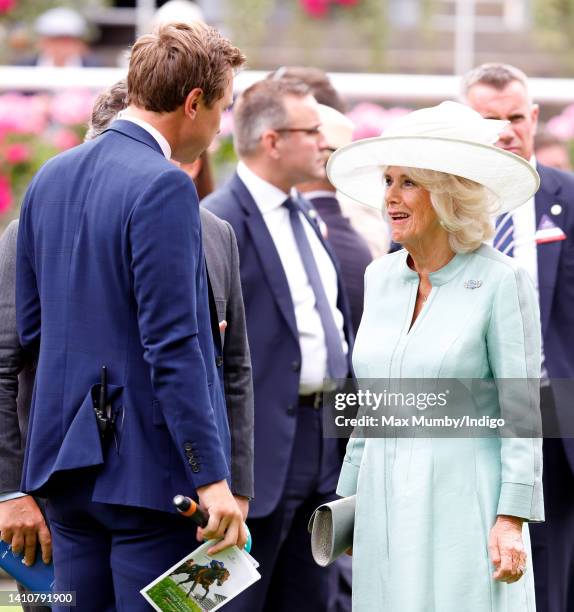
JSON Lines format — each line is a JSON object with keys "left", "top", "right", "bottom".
{"left": 546, "top": 115, "right": 574, "bottom": 141}
{"left": 5, "top": 143, "right": 31, "bottom": 164}
{"left": 347, "top": 103, "right": 411, "bottom": 140}
{"left": 300, "top": 0, "right": 329, "bottom": 18}
{"left": 50, "top": 90, "right": 95, "bottom": 126}
{"left": 0, "top": 94, "right": 48, "bottom": 135}
{"left": 0, "top": 0, "right": 16, "bottom": 14}
{"left": 52, "top": 129, "right": 81, "bottom": 151}
{"left": 0, "top": 175, "right": 13, "bottom": 214}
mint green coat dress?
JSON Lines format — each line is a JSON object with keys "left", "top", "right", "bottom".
{"left": 337, "top": 245, "right": 544, "bottom": 612}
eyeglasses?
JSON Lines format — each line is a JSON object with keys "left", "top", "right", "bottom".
{"left": 275, "top": 126, "right": 322, "bottom": 137}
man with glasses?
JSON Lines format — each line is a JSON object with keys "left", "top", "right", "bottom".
{"left": 203, "top": 78, "right": 353, "bottom": 611}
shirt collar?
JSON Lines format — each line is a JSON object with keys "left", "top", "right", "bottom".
{"left": 237, "top": 161, "right": 289, "bottom": 214}
{"left": 116, "top": 111, "right": 172, "bottom": 159}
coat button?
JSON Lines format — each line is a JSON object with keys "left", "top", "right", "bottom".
{"left": 192, "top": 466, "right": 200, "bottom": 473}
{"left": 216, "top": 356, "right": 224, "bottom": 367}
{"left": 291, "top": 361, "right": 301, "bottom": 372}
{"left": 184, "top": 442, "right": 193, "bottom": 451}
{"left": 287, "top": 404, "right": 296, "bottom": 415}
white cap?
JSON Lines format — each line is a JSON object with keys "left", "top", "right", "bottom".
{"left": 35, "top": 7, "right": 88, "bottom": 39}
{"left": 317, "top": 104, "right": 355, "bottom": 150}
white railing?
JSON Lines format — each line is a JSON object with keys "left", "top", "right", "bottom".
{"left": 0, "top": 66, "right": 573, "bottom": 106}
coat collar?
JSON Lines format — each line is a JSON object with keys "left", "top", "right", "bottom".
{"left": 102, "top": 119, "right": 165, "bottom": 157}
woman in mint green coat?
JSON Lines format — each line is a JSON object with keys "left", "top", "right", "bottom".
{"left": 327, "top": 102, "right": 543, "bottom": 611}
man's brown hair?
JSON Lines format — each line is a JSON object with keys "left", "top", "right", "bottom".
{"left": 128, "top": 21, "right": 244, "bottom": 112}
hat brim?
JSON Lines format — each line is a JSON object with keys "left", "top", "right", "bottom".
{"left": 326, "top": 135, "right": 540, "bottom": 214}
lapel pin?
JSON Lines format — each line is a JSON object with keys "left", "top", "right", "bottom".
{"left": 551, "top": 204, "right": 562, "bottom": 216}
{"left": 464, "top": 280, "right": 482, "bottom": 289}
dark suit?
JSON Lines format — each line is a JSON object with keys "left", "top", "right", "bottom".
{"left": 15, "top": 120, "right": 230, "bottom": 610}
{"left": 201, "top": 209, "right": 254, "bottom": 499}
{"left": 1, "top": 208, "right": 253, "bottom": 608}
{"left": 528, "top": 163, "right": 574, "bottom": 612}
{"left": 204, "top": 173, "right": 353, "bottom": 611}
{"left": 0, "top": 221, "right": 48, "bottom": 612}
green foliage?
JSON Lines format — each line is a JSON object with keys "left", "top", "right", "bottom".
{"left": 532, "top": 0, "right": 574, "bottom": 63}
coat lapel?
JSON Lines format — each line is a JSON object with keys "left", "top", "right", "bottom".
{"left": 230, "top": 175, "right": 299, "bottom": 344}
{"left": 536, "top": 164, "right": 566, "bottom": 336}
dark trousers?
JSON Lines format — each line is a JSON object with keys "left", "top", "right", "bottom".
{"left": 531, "top": 387, "right": 574, "bottom": 612}
{"left": 226, "top": 403, "right": 340, "bottom": 612}
{"left": 45, "top": 470, "right": 199, "bottom": 612}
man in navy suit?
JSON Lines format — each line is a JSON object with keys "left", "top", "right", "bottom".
{"left": 15, "top": 22, "right": 245, "bottom": 611}
{"left": 203, "top": 78, "right": 353, "bottom": 611}
{"left": 464, "top": 63, "right": 574, "bottom": 612}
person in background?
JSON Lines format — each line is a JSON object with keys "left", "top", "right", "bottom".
{"left": 463, "top": 62, "right": 574, "bottom": 612}
{"left": 14, "top": 7, "right": 101, "bottom": 68}
{"left": 14, "top": 23, "right": 245, "bottom": 611}
{"left": 330, "top": 101, "right": 543, "bottom": 611}
{"left": 203, "top": 77, "right": 354, "bottom": 612}
{"left": 268, "top": 66, "right": 390, "bottom": 258}
{"left": 298, "top": 103, "right": 372, "bottom": 336}
{"left": 534, "top": 132, "right": 572, "bottom": 172}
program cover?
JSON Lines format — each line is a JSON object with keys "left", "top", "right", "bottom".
{"left": 141, "top": 541, "right": 260, "bottom": 611}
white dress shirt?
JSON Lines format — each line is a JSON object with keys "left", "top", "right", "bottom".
{"left": 237, "top": 162, "right": 348, "bottom": 393}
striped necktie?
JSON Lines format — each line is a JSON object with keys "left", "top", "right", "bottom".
{"left": 493, "top": 212, "right": 515, "bottom": 257}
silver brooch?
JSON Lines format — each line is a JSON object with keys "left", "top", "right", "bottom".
{"left": 464, "top": 280, "right": 482, "bottom": 289}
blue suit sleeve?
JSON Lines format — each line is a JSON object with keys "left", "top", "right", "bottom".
{"left": 129, "top": 170, "right": 228, "bottom": 488}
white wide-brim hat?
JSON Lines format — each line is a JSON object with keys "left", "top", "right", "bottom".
{"left": 327, "top": 101, "right": 540, "bottom": 214}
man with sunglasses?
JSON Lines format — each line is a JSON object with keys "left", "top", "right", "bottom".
{"left": 203, "top": 78, "right": 353, "bottom": 611}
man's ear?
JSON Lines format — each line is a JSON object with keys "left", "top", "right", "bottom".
{"left": 531, "top": 103, "right": 540, "bottom": 136}
{"left": 260, "top": 129, "right": 281, "bottom": 160}
{"left": 184, "top": 88, "right": 204, "bottom": 120}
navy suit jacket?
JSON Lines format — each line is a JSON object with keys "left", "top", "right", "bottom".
{"left": 203, "top": 173, "right": 353, "bottom": 517}
{"left": 535, "top": 164, "right": 574, "bottom": 468}
{"left": 16, "top": 120, "right": 230, "bottom": 513}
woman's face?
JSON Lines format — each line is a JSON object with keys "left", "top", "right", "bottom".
{"left": 384, "top": 166, "right": 441, "bottom": 246}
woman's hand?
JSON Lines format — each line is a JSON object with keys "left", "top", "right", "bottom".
{"left": 488, "top": 515, "right": 526, "bottom": 583}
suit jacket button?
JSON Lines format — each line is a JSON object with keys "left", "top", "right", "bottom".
{"left": 287, "top": 404, "right": 296, "bottom": 415}
{"left": 216, "top": 356, "right": 224, "bottom": 367}
{"left": 184, "top": 442, "right": 193, "bottom": 451}
{"left": 291, "top": 361, "right": 301, "bottom": 372}
{"left": 192, "top": 466, "right": 200, "bottom": 473}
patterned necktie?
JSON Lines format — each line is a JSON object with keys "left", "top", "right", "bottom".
{"left": 283, "top": 197, "right": 348, "bottom": 381}
{"left": 493, "top": 212, "right": 515, "bottom": 257}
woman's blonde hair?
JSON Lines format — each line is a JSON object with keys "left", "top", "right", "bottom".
{"left": 387, "top": 167, "right": 497, "bottom": 253}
